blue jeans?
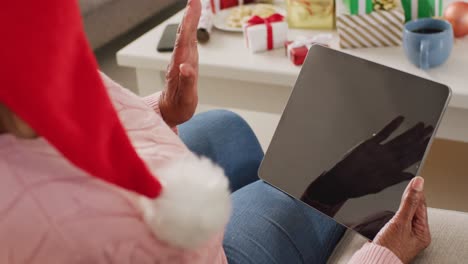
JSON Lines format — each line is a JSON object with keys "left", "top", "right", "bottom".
{"left": 179, "top": 110, "right": 346, "bottom": 264}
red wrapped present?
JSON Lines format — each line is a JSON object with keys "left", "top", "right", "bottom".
{"left": 210, "top": 0, "right": 255, "bottom": 13}
{"left": 285, "top": 35, "right": 333, "bottom": 66}
{"left": 285, "top": 41, "right": 309, "bottom": 66}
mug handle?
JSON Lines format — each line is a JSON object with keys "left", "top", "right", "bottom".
{"left": 420, "top": 39, "right": 430, "bottom": 69}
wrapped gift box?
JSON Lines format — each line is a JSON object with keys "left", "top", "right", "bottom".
{"left": 343, "top": 0, "right": 399, "bottom": 14}
{"left": 243, "top": 14, "right": 288, "bottom": 53}
{"left": 336, "top": 0, "right": 405, "bottom": 49}
{"left": 285, "top": 41, "right": 310, "bottom": 65}
{"left": 336, "top": 9, "right": 405, "bottom": 49}
{"left": 286, "top": 0, "right": 335, "bottom": 29}
{"left": 401, "top": 0, "right": 443, "bottom": 22}
{"left": 285, "top": 35, "right": 332, "bottom": 65}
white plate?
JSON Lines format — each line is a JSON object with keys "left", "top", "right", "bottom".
{"left": 213, "top": 4, "right": 286, "bottom": 33}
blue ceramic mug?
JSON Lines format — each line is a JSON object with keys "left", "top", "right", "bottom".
{"left": 403, "top": 18, "right": 454, "bottom": 69}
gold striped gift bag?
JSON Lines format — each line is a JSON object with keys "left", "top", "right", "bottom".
{"left": 336, "top": 9, "right": 405, "bottom": 49}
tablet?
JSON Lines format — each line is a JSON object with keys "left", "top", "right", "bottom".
{"left": 259, "top": 45, "right": 451, "bottom": 240}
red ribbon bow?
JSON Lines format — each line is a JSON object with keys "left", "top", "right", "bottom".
{"left": 246, "top": 13, "right": 284, "bottom": 50}
{"left": 210, "top": 0, "right": 256, "bottom": 13}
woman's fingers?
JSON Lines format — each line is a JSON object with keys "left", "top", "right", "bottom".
{"left": 372, "top": 176, "right": 430, "bottom": 264}
{"left": 179, "top": 64, "right": 198, "bottom": 104}
{"left": 413, "top": 192, "right": 432, "bottom": 252}
{"left": 413, "top": 191, "right": 430, "bottom": 232}
{"left": 160, "top": 0, "right": 200, "bottom": 127}
{"left": 177, "top": 0, "right": 201, "bottom": 48}
{"left": 180, "top": 63, "right": 196, "bottom": 78}
{"left": 163, "top": 0, "right": 200, "bottom": 120}
{"left": 170, "top": 0, "right": 200, "bottom": 82}
{"left": 397, "top": 177, "right": 424, "bottom": 223}
{"left": 169, "top": 0, "right": 200, "bottom": 82}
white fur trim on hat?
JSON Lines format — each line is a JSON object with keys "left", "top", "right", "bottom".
{"left": 139, "top": 155, "right": 231, "bottom": 249}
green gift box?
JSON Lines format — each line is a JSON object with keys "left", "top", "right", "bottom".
{"left": 343, "top": 0, "right": 400, "bottom": 15}
{"left": 344, "top": 0, "right": 374, "bottom": 15}
{"left": 402, "top": 0, "right": 443, "bottom": 21}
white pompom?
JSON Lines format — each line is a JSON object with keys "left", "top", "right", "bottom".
{"left": 139, "top": 155, "right": 231, "bottom": 249}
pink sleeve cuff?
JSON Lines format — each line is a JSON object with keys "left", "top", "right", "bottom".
{"left": 348, "top": 243, "right": 403, "bottom": 264}
{"left": 143, "top": 92, "right": 179, "bottom": 134}
{"left": 143, "top": 92, "right": 163, "bottom": 115}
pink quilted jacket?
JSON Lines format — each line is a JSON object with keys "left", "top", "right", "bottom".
{"left": 0, "top": 73, "right": 400, "bottom": 264}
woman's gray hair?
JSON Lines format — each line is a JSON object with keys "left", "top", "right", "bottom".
{"left": 0, "top": 103, "right": 38, "bottom": 138}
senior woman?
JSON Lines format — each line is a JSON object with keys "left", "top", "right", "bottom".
{"left": 0, "top": 0, "right": 430, "bottom": 263}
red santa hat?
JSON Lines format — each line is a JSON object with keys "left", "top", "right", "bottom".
{"left": 0, "top": 0, "right": 230, "bottom": 249}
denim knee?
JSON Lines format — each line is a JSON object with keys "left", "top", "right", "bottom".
{"left": 179, "top": 110, "right": 264, "bottom": 191}
{"left": 225, "top": 181, "right": 346, "bottom": 264}
{"left": 199, "top": 110, "right": 249, "bottom": 130}
{"left": 200, "top": 110, "right": 264, "bottom": 190}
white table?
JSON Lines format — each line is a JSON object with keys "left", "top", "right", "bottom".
{"left": 117, "top": 9, "right": 468, "bottom": 143}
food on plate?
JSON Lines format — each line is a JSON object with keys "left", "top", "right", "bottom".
{"left": 226, "top": 4, "right": 276, "bottom": 28}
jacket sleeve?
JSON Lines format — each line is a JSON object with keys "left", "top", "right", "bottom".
{"left": 143, "top": 92, "right": 163, "bottom": 116}
{"left": 98, "top": 72, "right": 178, "bottom": 133}
{"left": 348, "top": 243, "right": 403, "bottom": 264}
{"left": 142, "top": 92, "right": 178, "bottom": 134}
